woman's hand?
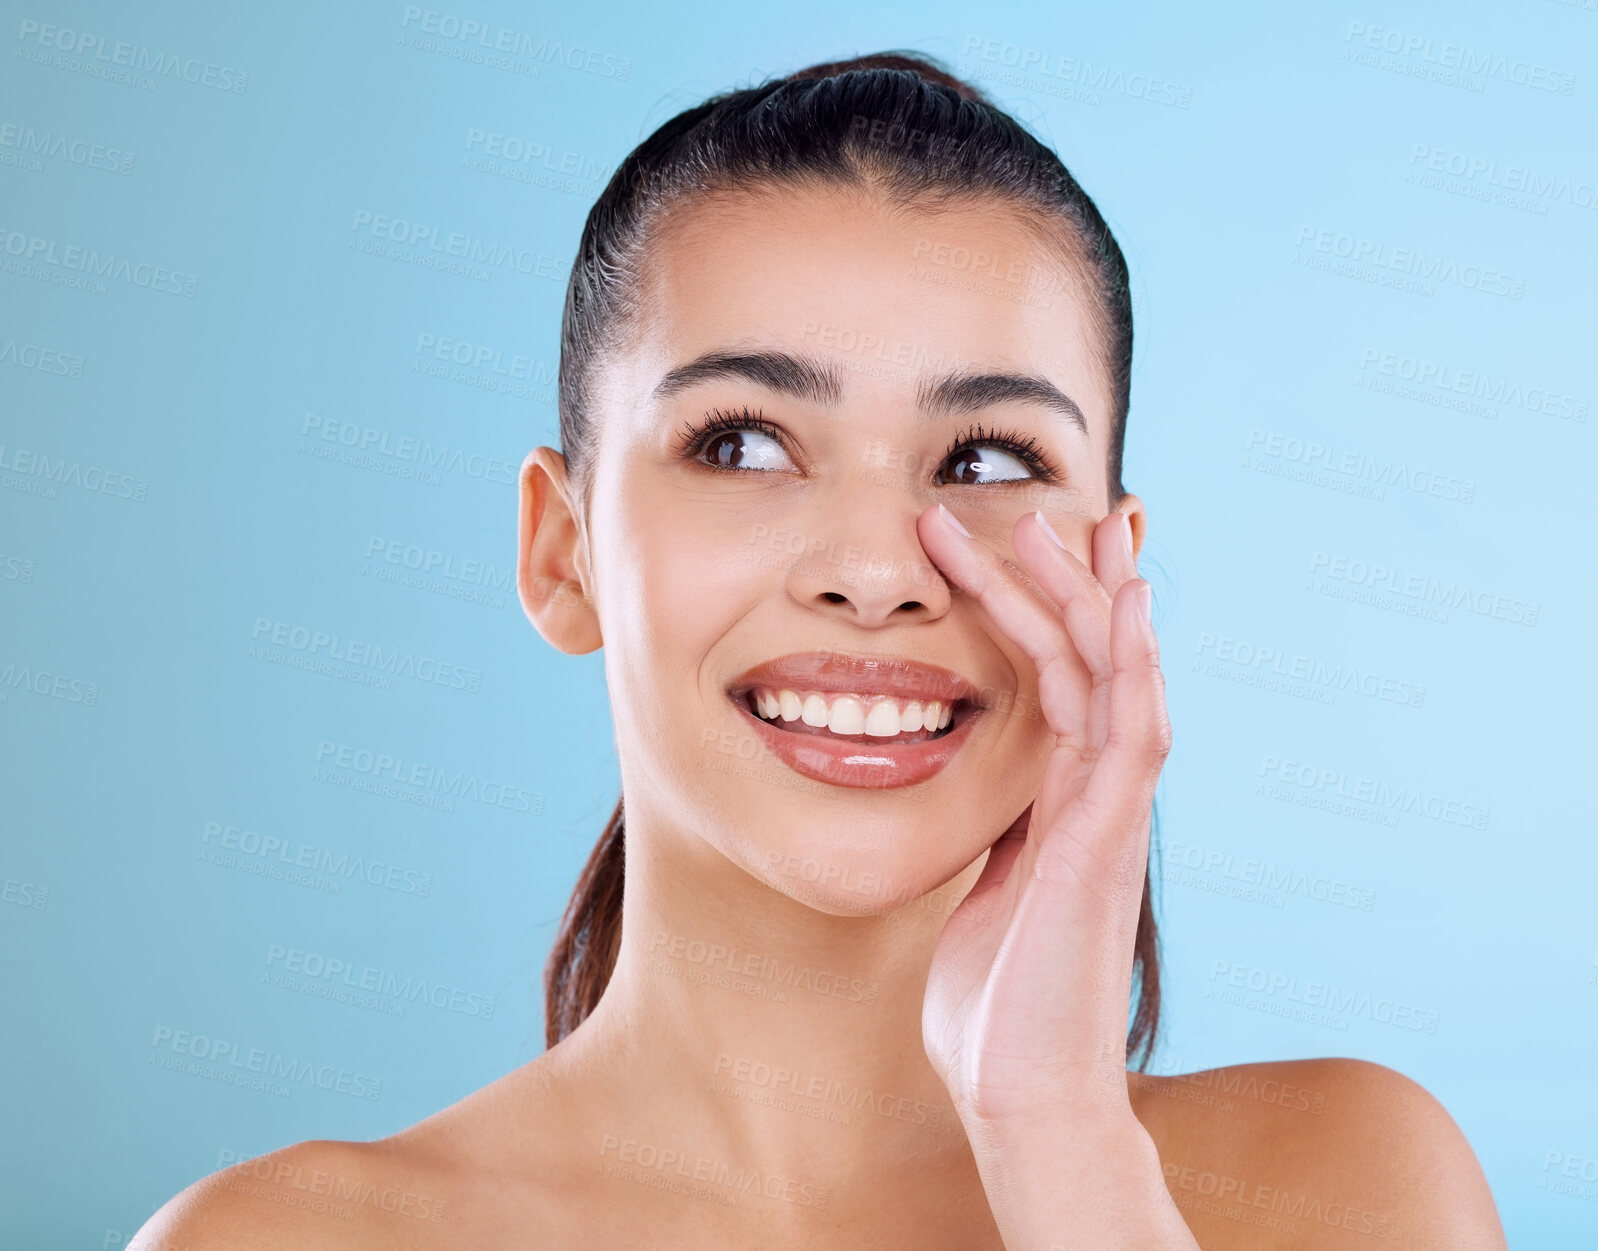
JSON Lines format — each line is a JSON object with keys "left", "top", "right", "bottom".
{"left": 916, "top": 503, "right": 1197, "bottom": 1250}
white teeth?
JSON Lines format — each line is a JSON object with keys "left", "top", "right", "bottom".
{"left": 827, "top": 695, "right": 866, "bottom": 735}
{"left": 746, "top": 686, "right": 959, "bottom": 737}
{"left": 865, "top": 701, "right": 903, "bottom": 737}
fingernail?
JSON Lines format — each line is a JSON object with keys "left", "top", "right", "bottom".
{"left": 938, "top": 503, "right": 973, "bottom": 539}
{"left": 1033, "top": 510, "right": 1067, "bottom": 551}
{"left": 1120, "top": 514, "right": 1135, "bottom": 564}
{"left": 1138, "top": 582, "right": 1153, "bottom": 625}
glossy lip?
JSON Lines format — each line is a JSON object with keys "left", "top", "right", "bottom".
{"left": 725, "top": 651, "right": 985, "bottom": 790}
{"left": 726, "top": 651, "right": 978, "bottom": 704}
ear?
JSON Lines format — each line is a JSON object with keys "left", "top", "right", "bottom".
{"left": 1115, "top": 492, "right": 1147, "bottom": 564}
{"left": 518, "top": 447, "right": 602, "bottom": 655}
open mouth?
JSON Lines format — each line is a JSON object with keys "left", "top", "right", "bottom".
{"left": 736, "top": 686, "right": 966, "bottom": 746}
{"left": 719, "top": 651, "right": 983, "bottom": 789}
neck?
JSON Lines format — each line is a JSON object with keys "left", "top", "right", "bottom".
{"left": 562, "top": 797, "right": 986, "bottom": 1202}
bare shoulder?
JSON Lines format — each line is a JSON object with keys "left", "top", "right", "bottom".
{"left": 127, "top": 1137, "right": 439, "bottom": 1250}
{"left": 1131, "top": 1057, "right": 1506, "bottom": 1250}
{"left": 129, "top": 1058, "right": 581, "bottom": 1249}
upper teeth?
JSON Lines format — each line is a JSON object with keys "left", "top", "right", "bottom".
{"left": 748, "top": 687, "right": 953, "bottom": 736}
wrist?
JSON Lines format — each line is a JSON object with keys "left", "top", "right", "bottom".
{"left": 955, "top": 1069, "right": 1144, "bottom": 1144}
{"left": 962, "top": 1111, "right": 1198, "bottom": 1251}
{"left": 963, "top": 1101, "right": 1154, "bottom": 1172}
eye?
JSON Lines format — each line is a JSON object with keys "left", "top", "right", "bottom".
{"left": 935, "top": 422, "right": 1059, "bottom": 486}
{"left": 700, "top": 427, "right": 791, "bottom": 471}
{"left": 940, "top": 444, "right": 1035, "bottom": 485}
{"left": 680, "top": 408, "right": 797, "bottom": 473}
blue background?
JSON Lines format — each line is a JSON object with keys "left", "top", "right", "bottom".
{"left": 2, "top": 1, "right": 1594, "bottom": 1246}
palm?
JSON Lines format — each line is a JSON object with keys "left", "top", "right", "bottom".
{"left": 917, "top": 506, "right": 1169, "bottom": 1125}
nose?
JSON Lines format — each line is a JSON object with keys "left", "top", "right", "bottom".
{"left": 783, "top": 505, "right": 952, "bottom": 627}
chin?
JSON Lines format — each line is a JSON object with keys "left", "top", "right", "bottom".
{"left": 729, "top": 809, "right": 989, "bottom": 920}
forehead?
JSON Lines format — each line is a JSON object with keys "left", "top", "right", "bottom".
{"left": 611, "top": 186, "right": 1112, "bottom": 438}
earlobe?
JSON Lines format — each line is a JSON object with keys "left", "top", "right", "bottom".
{"left": 1117, "top": 493, "right": 1147, "bottom": 564}
{"left": 518, "top": 447, "right": 603, "bottom": 655}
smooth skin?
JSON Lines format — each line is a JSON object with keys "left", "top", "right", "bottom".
{"left": 134, "top": 188, "right": 1507, "bottom": 1249}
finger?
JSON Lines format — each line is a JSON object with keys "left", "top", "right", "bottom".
{"left": 917, "top": 504, "right": 1091, "bottom": 740}
{"left": 950, "top": 803, "right": 1031, "bottom": 925}
{"left": 1013, "top": 512, "right": 1155, "bottom": 764}
{"left": 1091, "top": 511, "right": 1138, "bottom": 598}
{"left": 1010, "top": 511, "right": 1115, "bottom": 713}
{"left": 1039, "top": 577, "right": 1171, "bottom": 892}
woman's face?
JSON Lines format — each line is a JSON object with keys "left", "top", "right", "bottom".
{"left": 553, "top": 187, "right": 1142, "bottom": 915}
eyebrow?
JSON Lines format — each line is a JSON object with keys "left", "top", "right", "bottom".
{"left": 651, "top": 348, "right": 1086, "bottom": 435}
{"left": 917, "top": 370, "right": 1087, "bottom": 435}
{"left": 651, "top": 350, "right": 843, "bottom": 406}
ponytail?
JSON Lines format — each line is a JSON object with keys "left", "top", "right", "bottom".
{"left": 542, "top": 798, "right": 625, "bottom": 1049}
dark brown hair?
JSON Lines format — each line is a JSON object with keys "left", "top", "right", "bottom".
{"left": 543, "top": 51, "right": 1163, "bottom": 1068}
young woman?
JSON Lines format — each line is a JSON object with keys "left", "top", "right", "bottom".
{"left": 139, "top": 53, "right": 1506, "bottom": 1249}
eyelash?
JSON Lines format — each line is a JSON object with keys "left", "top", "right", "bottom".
{"left": 677, "top": 408, "right": 1064, "bottom": 483}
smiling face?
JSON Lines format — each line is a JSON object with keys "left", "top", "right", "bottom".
{"left": 525, "top": 184, "right": 1144, "bottom": 916}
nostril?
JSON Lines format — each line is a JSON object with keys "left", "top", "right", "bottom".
{"left": 822, "top": 592, "right": 847, "bottom": 604}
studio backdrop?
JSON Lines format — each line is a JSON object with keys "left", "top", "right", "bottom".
{"left": 1, "top": 2, "right": 1594, "bottom": 1247}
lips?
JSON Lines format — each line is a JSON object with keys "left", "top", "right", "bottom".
{"left": 727, "top": 651, "right": 977, "bottom": 704}
{"left": 724, "top": 651, "right": 984, "bottom": 789}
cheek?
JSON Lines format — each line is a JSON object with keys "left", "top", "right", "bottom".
{"left": 598, "top": 488, "right": 767, "bottom": 713}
